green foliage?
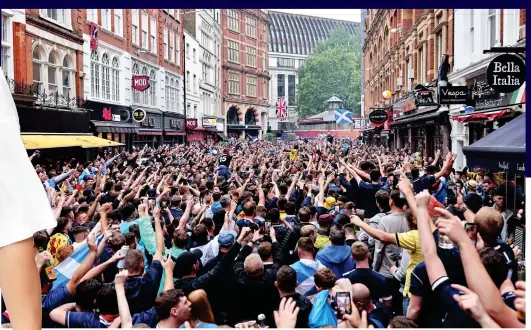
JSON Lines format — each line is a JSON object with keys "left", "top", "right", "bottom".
{"left": 264, "top": 133, "right": 276, "bottom": 142}
{"left": 296, "top": 26, "right": 362, "bottom": 118}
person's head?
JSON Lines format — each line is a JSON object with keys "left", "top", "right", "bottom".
{"left": 300, "top": 225, "right": 317, "bottom": 242}
{"left": 479, "top": 247, "right": 509, "bottom": 289}
{"left": 172, "top": 229, "right": 189, "bottom": 249}
{"left": 96, "top": 283, "right": 118, "bottom": 315}
{"left": 375, "top": 190, "right": 390, "bottom": 213}
{"left": 108, "top": 233, "right": 126, "bottom": 252}
{"left": 351, "top": 241, "right": 370, "bottom": 265}
{"left": 56, "top": 245, "right": 74, "bottom": 263}
{"left": 297, "top": 237, "right": 315, "bottom": 260}
{"left": 389, "top": 190, "right": 407, "bottom": 210}
{"left": 492, "top": 189, "right": 506, "bottom": 209}
{"left": 125, "top": 249, "right": 145, "bottom": 276}
{"left": 285, "top": 201, "right": 296, "bottom": 215}
{"left": 404, "top": 209, "right": 417, "bottom": 231}
{"left": 351, "top": 283, "right": 371, "bottom": 313}
{"left": 343, "top": 223, "right": 356, "bottom": 239}
{"left": 426, "top": 165, "right": 437, "bottom": 176}
{"left": 277, "top": 197, "right": 288, "bottom": 211}
{"left": 256, "top": 205, "right": 267, "bottom": 219}
{"left": 219, "top": 195, "right": 231, "bottom": 210}
{"left": 72, "top": 226, "right": 89, "bottom": 243}
{"left": 61, "top": 206, "right": 75, "bottom": 221}
{"left": 244, "top": 253, "right": 264, "bottom": 277}
{"left": 75, "top": 279, "right": 102, "bottom": 311}
{"left": 188, "top": 290, "right": 215, "bottom": 326}
{"left": 314, "top": 268, "right": 336, "bottom": 291}
{"left": 329, "top": 225, "right": 345, "bottom": 246}
{"left": 298, "top": 206, "right": 311, "bottom": 223}
{"left": 155, "top": 289, "right": 191, "bottom": 326}
{"left": 242, "top": 200, "right": 257, "bottom": 218}
{"left": 275, "top": 265, "right": 298, "bottom": 295}
{"left": 33, "top": 231, "right": 49, "bottom": 251}
{"left": 124, "top": 232, "right": 137, "bottom": 250}
{"left": 258, "top": 242, "right": 273, "bottom": 262}
{"left": 173, "top": 250, "right": 202, "bottom": 278}
{"left": 369, "top": 169, "right": 381, "bottom": 183}
{"left": 467, "top": 180, "right": 478, "bottom": 192}
{"left": 54, "top": 217, "right": 72, "bottom": 234}
{"left": 389, "top": 316, "right": 418, "bottom": 328}
{"left": 192, "top": 224, "right": 209, "bottom": 246}
{"left": 474, "top": 207, "right": 503, "bottom": 245}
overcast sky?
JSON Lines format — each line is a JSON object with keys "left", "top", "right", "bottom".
{"left": 269, "top": 9, "right": 361, "bottom": 22}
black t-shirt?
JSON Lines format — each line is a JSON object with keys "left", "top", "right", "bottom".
{"left": 219, "top": 155, "right": 233, "bottom": 167}
{"left": 413, "top": 175, "right": 436, "bottom": 194}
{"left": 367, "top": 301, "right": 390, "bottom": 328}
{"left": 409, "top": 262, "right": 444, "bottom": 328}
{"left": 432, "top": 277, "right": 481, "bottom": 328}
{"left": 343, "top": 268, "right": 392, "bottom": 301}
{"left": 358, "top": 178, "right": 388, "bottom": 219}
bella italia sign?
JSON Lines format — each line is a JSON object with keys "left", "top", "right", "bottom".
{"left": 486, "top": 54, "right": 526, "bottom": 93}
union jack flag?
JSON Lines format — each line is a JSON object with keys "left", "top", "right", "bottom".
{"left": 276, "top": 98, "right": 287, "bottom": 121}
{"left": 90, "top": 23, "right": 99, "bottom": 51}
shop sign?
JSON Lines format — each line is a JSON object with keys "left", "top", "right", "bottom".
{"left": 413, "top": 85, "right": 437, "bottom": 106}
{"left": 402, "top": 98, "right": 417, "bottom": 113}
{"left": 102, "top": 107, "right": 130, "bottom": 122}
{"left": 132, "top": 75, "right": 150, "bottom": 92}
{"left": 186, "top": 118, "right": 198, "bottom": 129}
{"left": 487, "top": 54, "right": 526, "bottom": 93}
{"left": 439, "top": 86, "right": 470, "bottom": 104}
{"left": 132, "top": 109, "right": 146, "bottom": 123}
{"left": 202, "top": 118, "right": 217, "bottom": 128}
{"left": 471, "top": 77, "right": 497, "bottom": 100}
{"left": 369, "top": 109, "right": 388, "bottom": 124}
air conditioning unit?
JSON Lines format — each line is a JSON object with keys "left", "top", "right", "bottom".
{"left": 408, "top": 69, "right": 415, "bottom": 79}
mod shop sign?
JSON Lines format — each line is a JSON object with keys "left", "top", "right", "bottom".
{"left": 487, "top": 54, "right": 526, "bottom": 94}
{"left": 132, "top": 75, "right": 150, "bottom": 92}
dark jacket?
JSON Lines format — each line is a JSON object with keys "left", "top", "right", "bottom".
{"left": 281, "top": 293, "right": 313, "bottom": 328}
{"left": 174, "top": 242, "right": 242, "bottom": 296}
{"left": 232, "top": 242, "right": 282, "bottom": 327}
{"left": 125, "top": 260, "right": 164, "bottom": 314}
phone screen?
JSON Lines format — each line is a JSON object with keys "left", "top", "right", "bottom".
{"left": 335, "top": 292, "right": 352, "bottom": 318}
{"left": 265, "top": 221, "right": 271, "bottom": 234}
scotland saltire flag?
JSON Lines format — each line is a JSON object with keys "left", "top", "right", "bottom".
{"left": 291, "top": 260, "right": 325, "bottom": 299}
{"left": 335, "top": 109, "right": 353, "bottom": 124}
{"left": 52, "top": 234, "right": 104, "bottom": 290}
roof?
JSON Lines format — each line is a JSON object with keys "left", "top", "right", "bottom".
{"left": 307, "top": 110, "right": 335, "bottom": 121}
{"left": 325, "top": 96, "right": 343, "bottom": 103}
{"left": 463, "top": 114, "right": 526, "bottom": 173}
{"left": 268, "top": 11, "right": 359, "bottom": 55}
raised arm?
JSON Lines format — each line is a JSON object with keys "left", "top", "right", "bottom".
{"left": 350, "top": 217, "right": 396, "bottom": 245}
{"left": 66, "top": 235, "right": 98, "bottom": 295}
{"left": 114, "top": 270, "right": 133, "bottom": 329}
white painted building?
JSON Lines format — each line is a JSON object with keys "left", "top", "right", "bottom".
{"left": 267, "top": 11, "right": 359, "bottom": 133}
{"left": 448, "top": 9, "right": 526, "bottom": 170}
{"left": 184, "top": 30, "right": 201, "bottom": 121}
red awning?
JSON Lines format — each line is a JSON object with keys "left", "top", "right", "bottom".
{"left": 451, "top": 110, "right": 507, "bottom": 123}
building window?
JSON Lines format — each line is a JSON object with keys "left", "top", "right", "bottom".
{"left": 277, "top": 74, "right": 285, "bottom": 97}
{"left": 176, "top": 30, "right": 180, "bottom": 65}
{"left": 40, "top": 9, "right": 71, "bottom": 27}
{"left": 186, "top": 71, "right": 190, "bottom": 91}
{"left": 228, "top": 40, "right": 239, "bottom": 63}
{"left": 169, "top": 31, "right": 175, "bottom": 62}
{"left": 193, "top": 48, "right": 197, "bottom": 62}
{"left": 1, "top": 13, "right": 12, "bottom": 78}
{"left": 263, "top": 51, "right": 267, "bottom": 70}
{"left": 47, "top": 52, "right": 59, "bottom": 95}
{"left": 194, "top": 105, "right": 197, "bottom": 118}
{"left": 228, "top": 71, "right": 240, "bottom": 95}
{"left": 246, "top": 75, "right": 257, "bottom": 97}
{"left": 278, "top": 58, "right": 295, "bottom": 67}
{"left": 488, "top": 9, "right": 497, "bottom": 47}
{"left": 246, "top": 46, "right": 256, "bottom": 67}
{"left": 87, "top": 9, "right": 97, "bottom": 23}
{"left": 141, "top": 11, "right": 148, "bottom": 49}
{"left": 164, "top": 28, "right": 169, "bottom": 59}
{"left": 262, "top": 22, "right": 267, "bottom": 43}
{"left": 101, "top": 9, "right": 111, "bottom": 30}
{"left": 165, "top": 75, "right": 179, "bottom": 112}
{"left": 132, "top": 9, "right": 139, "bottom": 45}
{"left": 149, "top": 69, "right": 156, "bottom": 106}
{"left": 418, "top": 46, "right": 425, "bottom": 84}
{"left": 202, "top": 63, "right": 207, "bottom": 81}
{"left": 111, "top": 57, "right": 119, "bottom": 102}
{"left": 132, "top": 63, "right": 140, "bottom": 103}
{"left": 193, "top": 74, "right": 197, "bottom": 93}
{"left": 90, "top": 50, "right": 100, "bottom": 98}
{"left": 62, "top": 56, "right": 74, "bottom": 97}
{"left": 227, "top": 10, "right": 239, "bottom": 32}
{"left": 245, "top": 15, "right": 257, "bottom": 38}
{"left": 114, "top": 9, "right": 122, "bottom": 36}
{"left": 150, "top": 17, "right": 157, "bottom": 54}
{"left": 101, "top": 53, "right": 111, "bottom": 100}
{"left": 436, "top": 32, "right": 443, "bottom": 70}
{"left": 141, "top": 67, "right": 149, "bottom": 104}
{"left": 469, "top": 10, "right": 474, "bottom": 54}
{"left": 263, "top": 78, "right": 268, "bottom": 99}
{"left": 288, "top": 75, "right": 295, "bottom": 103}
{"left": 186, "top": 43, "right": 190, "bottom": 59}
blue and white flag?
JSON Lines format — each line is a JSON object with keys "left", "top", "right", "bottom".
{"left": 52, "top": 234, "right": 104, "bottom": 290}
{"left": 334, "top": 109, "right": 353, "bottom": 124}
{"left": 291, "top": 259, "right": 325, "bottom": 299}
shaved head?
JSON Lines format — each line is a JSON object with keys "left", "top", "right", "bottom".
{"left": 352, "top": 283, "right": 371, "bottom": 312}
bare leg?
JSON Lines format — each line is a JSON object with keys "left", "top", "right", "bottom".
{"left": 0, "top": 238, "right": 41, "bottom": 330}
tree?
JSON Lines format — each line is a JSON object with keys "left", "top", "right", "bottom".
{"left": 296, "top": 26, "right": 362, "bottom": 118}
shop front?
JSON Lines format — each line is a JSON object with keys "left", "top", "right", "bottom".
{"left": 449, "top": 71, "right": 526, "bottom": 170}
{"left": 87, "top": 100, "right": 140, "bottom": 152}
{"left": 135, "top": 110, "right": 163, "bottom": 148}
{"left": 162, "top": 113, "right": 186, "bottom": 146}
{"left": 226, "top": 105, "right": 262, "bottom": 139}
{"left": 391, "top": 85, "right": 449, "bottom": 156}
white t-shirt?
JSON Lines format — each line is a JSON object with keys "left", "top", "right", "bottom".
{"left": 0, "top": 70, "right": 57, "bottom": 247}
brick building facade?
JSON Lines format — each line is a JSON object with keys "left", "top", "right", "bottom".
{"left": 362, "top": 9, "right": 454, "bottom": 156}
{"left": 221, "top": 9, "right": 270, "bottom": 139}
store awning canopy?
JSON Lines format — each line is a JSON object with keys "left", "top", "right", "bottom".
{"left": 21, "top": 134, "right": 123, "bottom": 150}
{"left": 451, "top": 109, "right": 508, "bottom": 123}
{"left": 463, "top": 114, "right": 526, "bottom": 174}
{"left": 217, "top": 132, "right": 228, "bottom": 141}
{"left": 91, "top": 120, "right": 139, "bottom": 133}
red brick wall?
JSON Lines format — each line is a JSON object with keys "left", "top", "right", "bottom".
{"left": 521, "top": 9, "right": 526, "bottom": 26}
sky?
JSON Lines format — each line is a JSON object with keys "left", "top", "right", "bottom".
{"left": 270, "top": 9, "right": 361, "bottom": 23}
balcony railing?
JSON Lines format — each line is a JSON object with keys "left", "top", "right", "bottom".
{"left": 5, "top": 76, "right": 86, "bottom": 109}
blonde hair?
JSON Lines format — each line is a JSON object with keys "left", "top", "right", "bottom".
{"left": 244, "top": 254, "right": 264, "bottom": 276}
{"left": 57, "top": 245, "right": 74, "bottom": 263}
{"left": 188, "top": 289, "right": 215, "bottom": 327}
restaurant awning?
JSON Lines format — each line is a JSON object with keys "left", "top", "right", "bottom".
{"left": 21, "top": 134, "right": 123, "bottom": 150}
{"left": 463, "top": 114, "right": 526, "bottom": 174}
{"left": 91, "top": 120, "right": 139, "bottom": 133}
{"left": 451, "top": 109, "right": 509, "bottom": 123}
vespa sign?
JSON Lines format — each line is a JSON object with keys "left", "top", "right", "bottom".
{"left": 132, "top": 75, "right": 150, "bottom": 92}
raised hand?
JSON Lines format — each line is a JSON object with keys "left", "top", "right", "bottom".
{"left": 274, "top": 297, "right": 299, "bottom": 329}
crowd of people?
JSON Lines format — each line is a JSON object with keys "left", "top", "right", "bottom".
{"left": 0, "top": 137, "right": 526, "bottom": 328}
